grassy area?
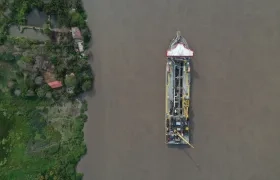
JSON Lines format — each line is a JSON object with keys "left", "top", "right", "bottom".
{"left": 0, "top": 94, "right": 88, "bottom": 179}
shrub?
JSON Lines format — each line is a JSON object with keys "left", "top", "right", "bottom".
{"left": 81, "top": 80, "right": 92, "bottom": 92}
{"left": 64, "top": 73, "right": 77, "bottom": 87}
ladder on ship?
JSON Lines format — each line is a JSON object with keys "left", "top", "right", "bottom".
{"left": 172, "top": 61, "right": 184, "bottom": 116}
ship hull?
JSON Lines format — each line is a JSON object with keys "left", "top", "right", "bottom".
{"left": 165, "top": 31, "right": 194, "bottom": 146}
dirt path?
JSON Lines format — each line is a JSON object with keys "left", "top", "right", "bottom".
{"left": 78, "top": 0, "right": 280, "bottom": 179}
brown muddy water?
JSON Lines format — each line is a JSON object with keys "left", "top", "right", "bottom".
{"left": 78, "top": 0, "right": 280, "bottom": 179}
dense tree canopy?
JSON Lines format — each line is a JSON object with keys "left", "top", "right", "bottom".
{"left": 70, "top": 12, "right": 85, "bottom": 27}
{"left": 82, "top": 80, "right": 92, "bottom": 92}
{"left": 0, "top": 0, "right": 93, "bottom": 178}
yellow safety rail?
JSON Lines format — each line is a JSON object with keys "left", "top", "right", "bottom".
{"left": 182, "top": 62, "right": 190, "bottom": 119}
{"left": 165, "top": 71, "right": 170, "bottom": 116}
{"left": 165, "top": 66, "right": 171, "bottom": 143}
{"left": 183, "top": 98, "right": 189, "bottom": 118}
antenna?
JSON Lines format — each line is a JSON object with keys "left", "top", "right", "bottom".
{"left": 176, "top": 31, "right": 181, "bottom": 38}
{"left": 176, "top": 132, "right": 194, "bottom": 148}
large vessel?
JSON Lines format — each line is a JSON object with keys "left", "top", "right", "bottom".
{"left": 165, "top": 31, "right": 194, "bottom": 147}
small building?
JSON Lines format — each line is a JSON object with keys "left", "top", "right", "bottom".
{"left": 71, "top": 27, "right": 85, "bottom": 55}
{"left": 71, "top": 27, "right": 83, "bottom": 39}
{"left": 44, "top": 66, "right": 62, "bottom": 89}
{"left": 74, "top": 39, "right": 85, "bottom": 55}
{"left": 77, "top": 41, "right": 84, "bottom": 52}
{"left": 48, "top": 81, "right": 63, "bottom": 89}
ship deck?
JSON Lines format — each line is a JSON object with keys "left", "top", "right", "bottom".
{"left": 165, "top": 57, "right": 191, "bottom": 145}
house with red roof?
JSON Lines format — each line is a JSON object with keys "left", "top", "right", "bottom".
{"left": 48, "top": 81, "right": 63, "bottom": 89}
{"left": 71, "top": 27, "right": 83, "bottom": 40}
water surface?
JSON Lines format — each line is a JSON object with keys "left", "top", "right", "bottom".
{"left": 9, "top": 26, "right": 49, "bottom": 41}
{"left": 78, "top": 0, "right": 280, "bottom": 179}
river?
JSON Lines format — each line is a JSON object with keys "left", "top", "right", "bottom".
{"left": 78, "top": 0, "right": 280, "bottom": 179}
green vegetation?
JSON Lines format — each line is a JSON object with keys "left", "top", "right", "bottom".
{"left": 10, "top": 0, "right": 45, "bottom": 25}
{"left": 0, "top": 96, "right": 87, "bottom": 179}
{"left": 0, "top": 0, "right": 93, "bottom": 179}
{"left": 43, "top": 0, "right": 87, "bottom": 28}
